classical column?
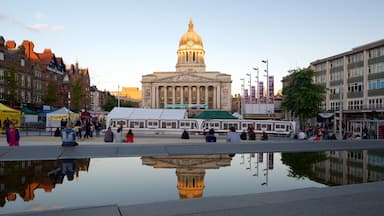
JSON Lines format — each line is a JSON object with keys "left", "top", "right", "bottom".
{"left": 152, "top": 86, "right": 156, "bottom": 108}
{"left": 188, "top": 86, "right": 192, "bottom": 105}
{"left": 172, "top": 86, "right": 176, "bottom": 106}
{"left": 180, "top": 86, "right": 184, "bottom": 105}
{"left": 197, "top": 85, "right": 200, "bottom": 105}
{"left": 213, "top": 86, "right": 217, "bottom": 109}
{"left": 164, "top": 85, "right": 167, "bottom": 107}
{"left": 216, "top": 85, "right": 221, "bottom": 109}
{"left": 205, "top": 86, "right": 208, "bottom": 108}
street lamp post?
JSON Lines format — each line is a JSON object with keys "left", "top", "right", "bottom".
{"left": 261, "top": 60, "right": 269, "bottom": 104}
{"left": 246, "top": 72, "right": 252, "bottom": 96}
{"left": 240, "top": 78, "right": 245, "bottom": 115}
{"left": 63, "top": 73, "right": 70, "bottom": 120}
{"left": 253, "top": 67, "right": 259, "bottom": 104}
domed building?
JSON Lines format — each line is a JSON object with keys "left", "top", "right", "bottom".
{"left": 141, "top": 19, "right": 232, "bottom": 116}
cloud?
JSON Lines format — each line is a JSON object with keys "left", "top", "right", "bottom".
{"left": 51, "top": 25, "right": 64, "bottom": 31}
{"left": 0, "top": 13, "right": 63, "bottom": 32}
{"left": 0, "top": 13, "right": 22, "bottom": 25}
{"left": 27, "top": 23, "right": 49, "bottom": 31}
{"left": 26, "top": 23, "right": 64, "bottom": 32}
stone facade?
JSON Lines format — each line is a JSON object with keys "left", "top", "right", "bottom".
{"left": 141, "top": 19, "right": 232, "bottom": 115}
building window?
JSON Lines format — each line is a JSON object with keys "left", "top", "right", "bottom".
{"left": 369, "top": 62, "right": 384, "bottom": 74}
{"left": 0, "top": 52, "right": 4, "bottom": 61}
{"left": 0, "top": 68, "right": 3, "bottom": 83}
{"left": 21, "top": 59, "right": 25, "bottom": 66}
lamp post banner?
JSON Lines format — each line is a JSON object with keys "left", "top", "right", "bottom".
{"left": 244, "top": 89, "right": 249, "bottom": 104}
{"left": 268, "top": 76, "right": 274, "bottom": 103}
{"left": 250, "top": 86, "right": 256, "bottom": 104}
{"left": 259, "top": 82, "right": 264, "bottom": 103}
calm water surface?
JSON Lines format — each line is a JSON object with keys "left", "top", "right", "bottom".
{"left": 1, "top": 150, "right": 383, "bottom": 214}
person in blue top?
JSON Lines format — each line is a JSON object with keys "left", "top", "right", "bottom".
{"left": 205, "top": 128, "right": 217, "bottom": 142}
{"left": 226, "top": 126, "right": 241, "bottom": 144}
{"left": 61, "top": 122, "right": 78, "bottom": 147}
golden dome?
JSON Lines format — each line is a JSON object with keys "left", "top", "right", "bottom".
{"left": 178, "top": 19, "right": 204, "bottom": 49}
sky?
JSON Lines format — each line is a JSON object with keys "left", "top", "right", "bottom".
{"left": 2, "top": 0, "right": 384, "bottom": 95}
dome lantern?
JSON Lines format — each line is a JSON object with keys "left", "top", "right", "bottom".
{"left": 176, "top": 19, "right": 206, "bottom": 72}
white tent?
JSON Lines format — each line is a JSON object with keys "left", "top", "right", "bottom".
{"left": 106, "top": 107, "right": 187, "bottom": 127}
{"left": 46, "top": 107, "right": 73, "bottom": 131}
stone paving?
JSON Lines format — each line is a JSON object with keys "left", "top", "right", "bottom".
{"left": 1, "top": 135, "right": 384, "bottom": 215}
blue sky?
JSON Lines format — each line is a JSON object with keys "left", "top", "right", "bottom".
{"left": 2, "top": 0, "right": 384, "bottom": 94}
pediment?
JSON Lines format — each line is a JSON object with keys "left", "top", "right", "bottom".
{"left": 156, "top": 73, "right": 214, "bottom": 83}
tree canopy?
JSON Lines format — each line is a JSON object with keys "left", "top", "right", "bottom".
{"left": 42, "top": 79, "right": 59, "bottom": 106}
{"left": 4, "top": 65, "right": 18, "bottom": 106}
{"left": 282, "top": 68, "right": 325, "bottom": 129}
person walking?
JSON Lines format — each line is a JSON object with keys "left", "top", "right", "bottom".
{"left": 61, "top": 122, "right": 78, "bottom": 147}
{"left": 226, "top": 126, "right": 240, "bottom": 144}
{"left": 125, "top": 129, "right": 134, "bottom": 143}
{"left": 6, "top": 123, "right": 20, "bottom": 146}
{"left": 104, "top": 127, "right": 114, "bottom": 142}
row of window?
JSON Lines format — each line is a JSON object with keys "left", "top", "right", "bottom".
{"left": 369, "top": 46, "right": 384, "bottom": 58}
{"left": 348, "top": 82, "right": 363, "bottom": 93}
{"left": 368, "top": 79, "right": 384, "bottom": 90}
{"left": 348, "top": 67, "right": 364, "bottom": 78}
{"left": 330, "top": 71, "right": 343, "bottom": 81}
{"left": 348, "top": 100, "right": 363, "bottom": 110}
{"left": 331, "top": 58, "right": 343, "bottom": 68}
{"left": 349, "top": 53, "right": 364, "bottom": 64}
{"left": 330, "top": 101, "right": 341, "bottom": 111}
{"left": 368, "top": 98, "right": 384, "bottom": 109}
{"left": 369, "top": 62, "right": 384, "bottom": 74}
{"left": 315, "top": 74, "right": 326, "bottom": 84}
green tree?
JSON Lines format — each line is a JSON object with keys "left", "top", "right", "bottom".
{"left": 42, "top": 79, "right": 59, "bottom": 106}
{"left": 120, "top": 100, "right": 138, "bottom": 107}
{"left": 4, "top": 65, "right": 18, "bottom": 106}
{"left": 70, "top": 79, "right": 86, "bottom": 112}
{"left": 282, "top": 68, "right": 325, "bottom": 130}
{"left": 102, "top": 94, "right": 117, "bottom": 112}
{"left": 281, "top": 152, "right": 327, "bottom": 179}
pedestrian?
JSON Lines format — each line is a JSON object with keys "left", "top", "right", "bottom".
{"left": 104, "top": 127, "right": 114, "bottom": 142}
{"left": 125, "top": 129, "right": 134, "bottom": 143}
{"left": 261, "top": 131, "right": 268, "bottom": 140}
{"left": 205, "top": 128, "right": 217, "bottom": 142}
{"left": 226, "top": 126, "right": 240, "bottom": 144}
{"left": 61, "top": 122, "right": 78, "bottom": 147}
{"left": 115, "top": 125, "right": 124, "bottom": 142}
{"left": 181, "top": 129, "right": 190, "bottom": 139}
{"left": 6, "top": 122, "right": 20, "bottom": 146}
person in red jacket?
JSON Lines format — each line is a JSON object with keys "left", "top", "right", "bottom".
{"left": 6, "top": 123, "right": 20, "bottom": 146}
{"left": 125, "top": 129, "right": 134, "bottom": 143}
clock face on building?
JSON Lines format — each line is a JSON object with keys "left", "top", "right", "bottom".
{"left": 187, "top": 41, "right": 194, "bottom": 46}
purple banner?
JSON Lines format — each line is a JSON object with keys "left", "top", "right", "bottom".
{"left": 268, "top": 76, "right": 274, "bottom": 103}
{"left": 259, "top": 82, "right": 264, "bottom": 103}
{"left": 250, "top": 86, "right": 256, "bottom": 104}
{"left": 244, "top": 89, "right": 249, "bottom": 104}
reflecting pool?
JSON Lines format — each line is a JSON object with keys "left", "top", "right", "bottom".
{"left": 1, "top": 150, "right": 384, "bottom": 214}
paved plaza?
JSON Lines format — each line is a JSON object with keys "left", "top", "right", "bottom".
{"left": 1, "top": 135, "right": 384, "bottom": 215}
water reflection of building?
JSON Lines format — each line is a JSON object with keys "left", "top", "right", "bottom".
{"left": 313, "top": 150, "right": 384, "bottom": 185}
{"left": 0, "top": 159, "right": 90, "bottom": 207}
{"left": 142, "top": 155, "right": 233, "bottom": 199}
